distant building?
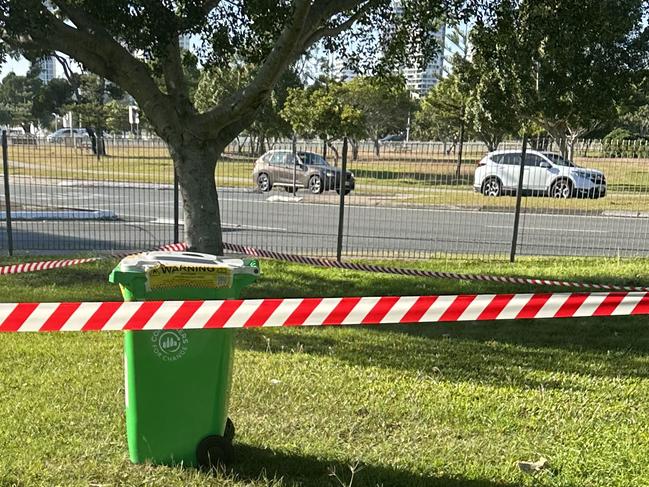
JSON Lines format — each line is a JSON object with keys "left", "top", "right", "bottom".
{"left": 179, "top": 35, "right": 191, "bottom": 51}
{"left": 329, "top": 4, "right": 445, "bottom": 95}
{"left": 392, "top": 1, "right": 445, "bottom": 96}
{"left": 331, "top": 55, "right": 357, "bottom": 82}
{"left": 34, "top": 56, "right": 56, "bottom": 83}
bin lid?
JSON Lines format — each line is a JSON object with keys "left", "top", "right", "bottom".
{"left": 119, "top": 251, "right": 258, "bottom": 274}
{"left": 116, "top": 251, "right": 259, "bottom": 290}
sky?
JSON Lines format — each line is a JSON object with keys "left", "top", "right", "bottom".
{"left": 1, "top": 56, "right": 29, "bottom": 78}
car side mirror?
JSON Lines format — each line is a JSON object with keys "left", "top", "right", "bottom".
{"left": 540, "top": 161, "right": 551, "bottom": 168}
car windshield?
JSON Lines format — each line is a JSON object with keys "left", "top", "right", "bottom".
{"left": 543, "top": 153, "right": 576, "bottom": 167}
{"left": 299, "top": 152, "right": 330, "bottom": 167}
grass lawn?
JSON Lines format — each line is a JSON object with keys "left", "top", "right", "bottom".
{"left": 1, "top": 257, "right": 649, "bottom": 486}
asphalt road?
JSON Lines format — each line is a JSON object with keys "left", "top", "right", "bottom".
{"left": 1, "top": 179, "right": 649, "bottom": 257}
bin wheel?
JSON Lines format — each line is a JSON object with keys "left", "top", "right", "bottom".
{"left": 224, "top": 417, "right": 235, "bottom": 441}
{"left": 196, "top": 435, "right": 234, "bottom": 470}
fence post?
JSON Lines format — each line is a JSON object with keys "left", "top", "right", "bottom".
{"left": 336, "top": 137, "right": 348, "bottom": 262}
{"left": 2, "top": 130, "right": 13, "bottom": 256}
{"left": 510, "top": 133, "right": 528, "bottom": 263}
{"left": 173, "top": 168, "right": 180, "bottom": 244}
{"left": 291, "top": 133, "right": 297, "bottom": 196}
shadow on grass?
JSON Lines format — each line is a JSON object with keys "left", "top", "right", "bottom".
{"left": 240, "top": 266, "right": 649, "bottom": 386}
{"left": 230, "top": 444, "right": 516, "bottom": 487}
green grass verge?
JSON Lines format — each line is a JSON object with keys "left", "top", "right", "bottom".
{"left": 1, "top": 257, "right": 648, "bottom": 486}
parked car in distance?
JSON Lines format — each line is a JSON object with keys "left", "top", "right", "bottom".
{"left": 252, "top": 150, "right": 355, "bottom": 195}
{"left": 380, "top": 133, "right": 406, "bottom": 143}
{"left": 474, "top": 150, "right": 606, "bottom": 199}
{"left": 46, "top": 128, "right": 90, "bottom": 142}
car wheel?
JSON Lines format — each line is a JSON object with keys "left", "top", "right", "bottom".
{"left": 336, "top": 188, "right": 351, "bottom": 195}
{"left": 257, "top": 173, "right": 272, "bottom": 192}
{"left": 308, "top": 175, "right": 324, "bottom": 194}
{"left": 550, "top": 179, "right": 572, "bottom": 198}
{"left": 481, "top": 177, "right": 502, "bottom": 197}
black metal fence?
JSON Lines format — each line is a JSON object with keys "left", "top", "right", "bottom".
{"left": 2, "top": 130, "right": 649, "bottom": 259}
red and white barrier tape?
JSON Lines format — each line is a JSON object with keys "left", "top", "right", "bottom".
{"left": 0, "top": 291, "right": 648, "bottom": 333}
{"left": 222, "top": 243, "right": 649, "bottom": 293}
{"left": 0, "top": 257, "right": 100, "bottom": 275}
{"left": 2, "top": 241, "right": 647, "bottom": 295}
{"left": 0, "top": 242, "right": 188, "bottom": 275}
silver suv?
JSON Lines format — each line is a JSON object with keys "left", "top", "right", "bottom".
{"left": 252, "top": 150, "right": 355, "bottom": 195}
{"left": 474, "top": 150, "right": 606, "bottom": 198}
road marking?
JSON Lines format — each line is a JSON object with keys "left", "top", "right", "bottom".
{"left": 148, "top": 218, "right": 286, "bottom": 232}
{"left": 487, "top": 225, "right": 609, "bottom": 234}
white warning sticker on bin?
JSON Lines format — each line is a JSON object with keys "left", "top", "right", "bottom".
{"left": 145, "top": 264, "right": 233, "bottom": 290}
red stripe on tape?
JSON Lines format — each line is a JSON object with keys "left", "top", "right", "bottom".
{"left": 477, "top": 294, "right": 515, "bottom": 320}
{"left": 123, "top": 301, "right": 163, "bottom": 331}
{"left": 400, "top": 296, "right": 438, "bottom": 323}
{"left": 163, "top": 300, "right": 203, "bottom": 329}
{"left": 554, "top": 293, "right": 590, "bottom": 318}
{"left": 516, "top": 293, "right": 552, "bottom": 319}
{"left": 439, "top": 295, "right": 477, "bottom": 322}
{"left": 83, "top": 302, "right": 123, "bottom": 331}
{"left": 40, "top": 302, "right": 82, "bottom": 332}
{"left": 284, "top": 298, "right": 323, "bottom": 326}
{"left": 203, "top": 300, "right": 243, "bottom": 328}
{"left": 244, "top": 299, "right": 283, "bottom": 327}
{"left": 361, "top": 296, "right": 400, "bottom": 324}
{"left": 631, "top": 293, "right": 649, "bottom": 315}
{"left": 0, "top": 303, "right": 39, "bottom": 332}
{"left": 593, "top": 293, "right": 627, "bottom": 316}
{"left": 323, "top": 297, "right": 361, "bottom": 325}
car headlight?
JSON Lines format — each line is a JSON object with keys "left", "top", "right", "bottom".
{"left": 574, "top": 170, "right": 589, "bottom": 178}
{"left": 325, "top": 170, "right": 334, "bottom": 176}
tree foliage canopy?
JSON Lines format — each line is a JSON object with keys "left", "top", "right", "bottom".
{"left": 469, "top": 0, "right": 649, "bottom": 154}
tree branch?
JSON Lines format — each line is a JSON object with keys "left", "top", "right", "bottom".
{"left": 13, "top": 6, "right": 178, "bottom": 134}
{"left": 162, "top": 39, "right": 191, "bottom": 111}
{"left": 202, "top": 0, "right": 222, "bottom": 14}
{"left": 300, "top": 2, "right": 373, "bottom": 49}
{"left": 195, "top": 0, "right": 314, "bottom": 131}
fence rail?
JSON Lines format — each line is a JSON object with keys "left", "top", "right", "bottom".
{"left": 1, "top": 131, "right": 648, "bottom": 260}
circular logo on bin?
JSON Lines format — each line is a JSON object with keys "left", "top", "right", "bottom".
{"left": 151, "top": 330, "right": 189, "bottom": 361}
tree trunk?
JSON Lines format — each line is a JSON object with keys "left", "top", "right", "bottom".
{"left": 350, "top": 139, "right": 359, "bottom": 161}
{"left": 374, "top": 137, "right": 380, "bottom": 158}
{"left": 168, "top": 140, "right": 223, "bottom": 254}
{"left": 455, "top": 115, "right": 465, "bottom": 180}
{"left": 327, "top": 140, "right": 339, "bottom": 166}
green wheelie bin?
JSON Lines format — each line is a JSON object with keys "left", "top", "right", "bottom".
{"left": 108, "top": 251, "right": 259, "bottom": 469}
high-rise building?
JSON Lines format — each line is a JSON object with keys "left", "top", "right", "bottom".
{"left": 331, "top": 55, "right": 357, "bottom": 82}
{"left": 179, "top": 35, "right": 191, "bottom": 51}
{"left": 34, "top": 56, "right": 56, "bottom": 83}
{"left": 329, "top": 4, "right": 445, "bottom": 95}
{"left": 392, "top": 1, "right": 445, "bottom": 96}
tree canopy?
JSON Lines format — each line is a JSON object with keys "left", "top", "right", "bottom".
{"left": 469, "top": 0, "right": 649, "bottom": 157}
{"left": 1, "top": 0, "right": 465, "bottom": 253}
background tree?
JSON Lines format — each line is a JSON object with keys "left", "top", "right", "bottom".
{"left": 456, "top": 53, "right": 521, "bottom": 151}
{"left": 470, "top": 0, "right": 649, "bottom": 159}
{"left": 344, "top": 75, "right": 413, "bottom": 157}
{"left": 195, "top": 67, "right": 301, "bottom": 155}
{"left": 281, "top": 81, "right": 365, "bottom": 163}
{"left": 412, "top": 74, "right": 470, "bottom": 176}
{"left": 32, "top": 77, "right": 75, "bottom": 128}
{"left": 0, "top": 0, "right": 452, "bottom": 254}
{"left": 104, "top": 100, "right": 131, "bottom": 134}
{"left": 65, "top": 72, "right": 124, "bottom": 155}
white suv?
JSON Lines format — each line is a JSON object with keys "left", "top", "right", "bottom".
{"left": 474, "top": 150, "right": 606, "bottom": 199}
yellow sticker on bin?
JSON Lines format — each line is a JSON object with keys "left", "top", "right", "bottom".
{"left": 146, "top": 264, "right": 233, "bottom": 290}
